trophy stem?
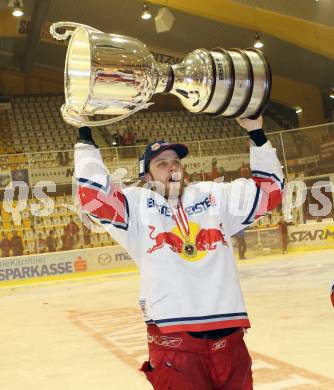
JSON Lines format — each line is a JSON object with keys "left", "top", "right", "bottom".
{"left": 155, "top": 63, "right": 173, "bottom": 94}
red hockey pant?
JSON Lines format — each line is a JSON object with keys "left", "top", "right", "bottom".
{"left": 140, "top": 325, "right": 253, "bottom": 390}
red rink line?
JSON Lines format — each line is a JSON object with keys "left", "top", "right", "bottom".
{"left": 68, "top": 308, "right": 334, "bottom": 389}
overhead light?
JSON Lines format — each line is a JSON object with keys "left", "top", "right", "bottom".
{"left": 10, "top": 0, "right": 24, "bottom": 17}
{"left": 296, "top": 107, "right": 303, "bottom": 114}
{"left": 141, "top": 2, "right": 152, "bottom": 20}
{"left": 12, "top": 7, "right": 23, "bottom": 16}
{"left": 329, "top": 88, "right": 334, "bottom": 99}
{"left": 254, "top": 33, "right": 264, "bottom": 49}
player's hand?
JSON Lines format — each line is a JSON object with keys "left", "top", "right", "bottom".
{"left": 236, "top": 115, "right": 263, "bottom": 132}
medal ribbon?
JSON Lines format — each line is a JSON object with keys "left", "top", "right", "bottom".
{"left": 171, "top": 201, "right": 190, "bottom": 241}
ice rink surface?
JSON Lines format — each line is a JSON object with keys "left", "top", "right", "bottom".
{"left": 1, "top": 249, "right": 333, "bottom": 390}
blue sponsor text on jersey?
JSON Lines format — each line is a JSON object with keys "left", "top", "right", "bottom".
{"left": 147, "top": 195, "right": 216, "bottom": 217}
{"left": 147, "top": 198, "right": 172, "bottom": 217}
{"left": 185, "top": 196, "right": 216, "bottom": 215}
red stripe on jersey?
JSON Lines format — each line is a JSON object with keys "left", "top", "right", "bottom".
{"left": 158, "top": 319, "right": 251, "bottom": 334}
{"left": 78, "top": 185, "right": 128, "bottom": 226}
{"left": 252, "top": 177, "right": 283, "bottom": 218}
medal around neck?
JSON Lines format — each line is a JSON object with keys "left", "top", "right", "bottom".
{"left": 182, "top": 239, "right": 197, "bottom": 258}
{"left": 50, "top": 22, "right": 271, "bottom": 127}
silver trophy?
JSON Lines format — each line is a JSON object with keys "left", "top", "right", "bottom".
{"left": 50, "top": 22, "right": 271, "bottom": 127}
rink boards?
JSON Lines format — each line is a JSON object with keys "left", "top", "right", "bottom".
{"left": 0, "top": 245, "right": 137, "bottom": 287}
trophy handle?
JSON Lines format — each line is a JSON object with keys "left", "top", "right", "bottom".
{"left": 50, "top": 22, "right": 102, "bottom": 41}
{"left": 61, "top": 103, "right": 154, "bottom": 128}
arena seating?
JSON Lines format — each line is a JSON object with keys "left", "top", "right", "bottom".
{"left": 102, "top": 109, "right": 264, "bottom": 146}
{"left": 0, "top": 95, "right": 110, "bottom": 171}
{"left": 0, "top": 195, "right": 117, "bottom": 256}
{"left": 0, "top": 95, "right": 284, "bottom": 165}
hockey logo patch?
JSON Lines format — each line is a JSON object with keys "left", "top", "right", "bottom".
{"left": 151, "top": 143, "right": 161, "bottom": 151}
{"left": 212, "top": 339, "right": 226, "bottom": 350}
{"left": 148, "top": 334, "right": 183, "bottom": 348}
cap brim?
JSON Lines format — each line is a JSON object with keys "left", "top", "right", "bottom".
{"left": 151, "top": 143, "right": 189, "bottom": 160}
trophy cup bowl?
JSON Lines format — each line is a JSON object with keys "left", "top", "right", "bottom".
{"left": 50, "top": 22, "right": 271, "bottom": 127}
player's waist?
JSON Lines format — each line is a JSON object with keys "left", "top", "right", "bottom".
{"left": 188, "top": 327, "right": 240, "bottom": 340}
{"left": 144, "top": 311, "right": 250, "bottom": 333}
{"left": 147, "top": 324, "right": 244, "bottom": 351}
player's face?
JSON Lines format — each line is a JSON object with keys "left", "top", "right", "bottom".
{"left": 146, "top": 150, "right": 185, "bottom": 199}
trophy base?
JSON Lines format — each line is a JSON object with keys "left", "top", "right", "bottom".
{"left": 205, "top": 48, "right": 271, "bottom": 119}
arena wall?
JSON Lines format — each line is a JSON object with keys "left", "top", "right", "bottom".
{"left": 0, "top": 245, "right": 137, "bottom": 287}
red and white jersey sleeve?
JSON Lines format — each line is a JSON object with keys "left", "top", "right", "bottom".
{"left": 218, "top": 140, "right": 284, "bottom": 236}
{"left": 74, "top": 143, "right": 140, "bottom": 261}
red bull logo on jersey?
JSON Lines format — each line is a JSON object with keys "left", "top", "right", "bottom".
{"left": 147, "top": 226, "right": 183, "bottom": 254}
{"left": 147, "top": 222, "right": 228, "bottom": 262}
{"left": 195, "top": 223, "right": 228, "bottom": 251}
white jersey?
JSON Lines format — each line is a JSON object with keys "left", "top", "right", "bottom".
{"left": 75, "top": 141, "right": 284, "bottom": 333}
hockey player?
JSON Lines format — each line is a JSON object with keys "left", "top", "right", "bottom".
{"left": 73, "top": 115, "right": 284, "bottom": 389}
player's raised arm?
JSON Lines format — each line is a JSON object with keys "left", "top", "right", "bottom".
{"left": 221, "top": 115, "right": 284, "bottom": 236}
{"left": 74, "top": 126, "right": 130, "bottom": 229}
